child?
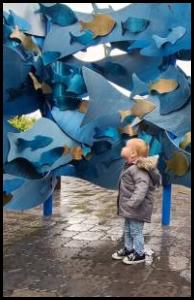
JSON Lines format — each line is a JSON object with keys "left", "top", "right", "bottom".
{"left": 112, "top": 138, "right": 160, "bottom": 264}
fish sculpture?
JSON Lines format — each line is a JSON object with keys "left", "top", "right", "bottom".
{"left": 165, "top": 152, "right": 190, "bottom": 176}
{"left": 10, "top": 26, "right": 41, "bottom": 55}
{"left": 4, "top": 9, "right": 31, "bottom": 31}
{"left": 119, "top": 98, "right": 156, "bottom": 121}
{"left": 179, "top": 132, "right": 191, "bottom": 150}
{"left": 121, "top": 17, "right": 150, "bottom": 35}
{"left": 149, "top": 79, "right": 179, "bottom": 94}
{"left": 34, "top": 147, "right": 65, "bottom": 169}
{"left": 152, "top": 26, "right": 186, "bottom": 48}
{"left": 16, "top": 136, "right": 53, "bottom": 152}
{"left": 29, "top": 72, "right": 52, "bottom": 95}
{"left": 35, "top": 3, "right": 77, "bottom": 26}
{"left": 80, "top": 14, "right": 116, "bottom": 38}
{"left": 69, "top": 30, "right": 96, "bottom": 46}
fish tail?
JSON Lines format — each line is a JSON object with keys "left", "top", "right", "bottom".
{"left": 69, "top": 32, "right": 75, "bottom": 44}
{"left": 152, "top": 35, "right": 165, "bottom": 48}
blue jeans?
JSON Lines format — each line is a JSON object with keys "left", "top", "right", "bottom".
{"left": 123, "top": 218, "right": 144, "bottom": 255}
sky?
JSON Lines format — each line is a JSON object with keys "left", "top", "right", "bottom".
{"left": 3, "top": 3, "right": 190, "bottom": 118}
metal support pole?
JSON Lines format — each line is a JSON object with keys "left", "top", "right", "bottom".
{"left": 43, "top": 195, "right": 53, "bottom": 216}
{"left": 42, "top": 18, "right": 53, "bottom": 217}
{"left": 162, "top": 184, "right": 172, "bottom": 225}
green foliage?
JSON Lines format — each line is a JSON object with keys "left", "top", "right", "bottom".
{"left": 8, "top": 115, "right": 37, "bottom": 132}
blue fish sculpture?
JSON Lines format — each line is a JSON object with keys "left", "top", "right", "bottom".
{"left": 152, "top": 26, "right": 186, "bottom": 48}
{"left": 69, "top": 30, "right": 97, "bottom": 47}
{"left": 121, "top": 17, "right": 150, "bottom": 35}
{"left": 16, "top": 135, "right": 53, "bottom": 152}
{"left": 35, "top": 3, "right": 78, "bottom": 26}
{"left": 4, "top": 10, "right": 31, "bottom": 31}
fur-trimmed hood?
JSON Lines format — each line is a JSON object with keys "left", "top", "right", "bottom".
{"left": 136, "top": 155, "right": 161, "bottom": 187}
{"left": 122, "top": 155, "right": 161, "bottom": 187}
{"left": 136, "top": 155, "right": 159, "bottom": 171}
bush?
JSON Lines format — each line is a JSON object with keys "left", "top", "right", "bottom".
{"left": 8, "top": 115, "right": 37, "bottom": 132}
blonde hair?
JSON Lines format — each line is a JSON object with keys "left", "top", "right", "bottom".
{"left": 126, "top": 138, "right": 149, "bottom": 159}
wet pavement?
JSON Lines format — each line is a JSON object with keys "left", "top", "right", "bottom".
{"left": 3, "top": 177, "right": 191, "bottom": 297}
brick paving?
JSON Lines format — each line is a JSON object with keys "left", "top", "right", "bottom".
{"left": 3, "top": 177, "right": 191, "bottom": 297}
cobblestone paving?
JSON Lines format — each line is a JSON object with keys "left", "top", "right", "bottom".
{"left": 3, "top": 177, "right": 191, "bottom": 297}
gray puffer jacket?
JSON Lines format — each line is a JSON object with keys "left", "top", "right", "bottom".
{"left": 117, "top": 156, "right": 161, "bottom": 223}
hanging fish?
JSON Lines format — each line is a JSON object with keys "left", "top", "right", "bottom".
{"left": 165, "top": 152, "right": 190, "bottom": 176}
{"left": 179, "top": 132, "right": 191, "bottom": 150}
{"left": 121, "top": 17, "right": 150, "bottom": 35}
{"left": 3, "top": 192, "right": 13, "bottom": 206}
{"left": 152, "top": 26, "right": 186, "bottom": 48}
{"left": 35, "top": 147, "right": 65, "bottom": 169}
{"left": 6, "top": 9, "right": 31, "bottom": 31}
{"left": 69, "top": 30, "right": 96, "bottom": 46}
{"left": 29, "top": 72, "right": 52, "bottom": 94}
{"left": 119, "top": 98, "right": 156, "bottom": 121}
{"left": 35, "top": 3, "right": 77, "bottom": 26}
{"left": 16, "top": 135, "right": 53, "bottom": 152}
{"left": 10, "top": 26, "right": 41, "bottom": 55}
{"left": 80, "top": 14, "right": 116, "bottom": 38}
{"left": 119, "top": 125, "right": 137, "bottom": 137}
{"left": 149, "top": 79, "right": 179, "bottom": 94}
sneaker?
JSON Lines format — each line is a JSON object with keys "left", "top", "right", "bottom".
{"left": 112, "top": 248, "right": 134, "bottom": 260}
{"left": 122, "top": 252, "right": 145, "bottom": 265}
